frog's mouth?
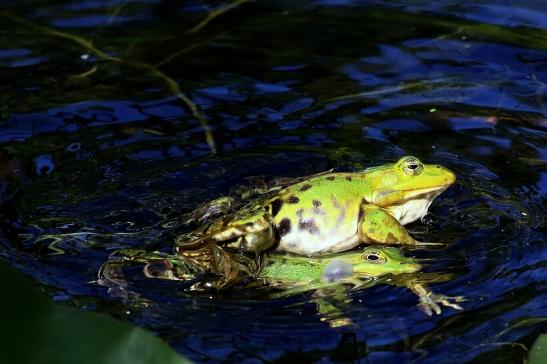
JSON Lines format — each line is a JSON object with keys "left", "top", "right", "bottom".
{"left": 387, "top": 186, "right": 449, "bottom": 225}
{"left": 398, "top": 261, "right": 422, "bottom": 273}
{"left": 400, "top": 184, "right": 451, "bottom": 200}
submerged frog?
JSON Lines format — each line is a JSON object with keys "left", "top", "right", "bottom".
{"left": 175, "top": 156, "right": 456, "bottom": 263}
{"left": 99, "top": 246, "right": 464, "bottom": 318}
{"left": 260, "top": 246, "right": 464, "bottom": 317}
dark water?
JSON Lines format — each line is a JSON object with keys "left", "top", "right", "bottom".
{"left": 1, "top": 0, "right": 546, "bottom": 362}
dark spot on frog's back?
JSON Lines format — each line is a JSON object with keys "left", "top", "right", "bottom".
{"left": 345, "top": 176, "right": 352, "bottom": 181}
{"left": 286, "top": 195, "right": 300, "bottom": 204}
{"left": 299, "top": 219, "right": 319, "bottom": 234}
{"left": 300, "top": 184, "right": 312, "bottom": 192}
{"left": 313, "top": 199, "right": 321, "bottom": 207}
{"left": 278, "top": 218, "right": 291, "bottom": 237}
{"left": 270, "top": 199, "right": 282, "bottom": 216}
{"left": 326, "top": 176, "right": 335, "bottom": 181}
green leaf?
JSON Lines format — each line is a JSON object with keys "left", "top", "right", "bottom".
{"left": 0, "top": 261, "right": 190, "bottom": 364}
{"left": 529, "top": 333, "right": 547, "bottom": 364}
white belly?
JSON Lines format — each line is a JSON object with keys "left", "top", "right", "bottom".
{"left": 278, "top": 219, "right": 360, "bottom": 255}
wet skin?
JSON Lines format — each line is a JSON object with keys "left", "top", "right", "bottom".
{"left": 99, "top": 246, "right": 465, "bottom": 318}
{"left": 175, "top": 156, "right": 456, "bottom": 261}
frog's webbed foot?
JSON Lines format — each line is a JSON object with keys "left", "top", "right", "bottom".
{"left": 142, "top": 256, "right": 202, "bottom": 282}
{"left": 98, "top": 249, "right": 159, "bottom": 299}
{"left": 176, "top": 241, "right": 258, "bottom": 288}
{"left": 98, "top": 249, "right": 160, "bottom": 286}
{"left": 181, "top": 196, "right": 240, "bottom": 226}
{"left": 175, "top": 207, "right": 277, "bottom": 287}
{"left": 417, "top": 293, "right": 466, "bottom": 316}
{"left": 99, "top": 249, "right": 202, "bottom": 286}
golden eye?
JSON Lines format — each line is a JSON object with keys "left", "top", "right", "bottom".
{"left": 362, "top": 250, "right": 386, "bottom": 264}
{"left": 402, "top": 158, "right": 423, "bottom": 176}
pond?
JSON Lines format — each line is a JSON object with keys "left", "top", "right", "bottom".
{"left": 0, "top": 0, "right": 546, "bottom": 362}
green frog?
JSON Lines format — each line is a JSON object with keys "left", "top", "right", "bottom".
{"left": 99, "top": 246, "right": 464, "bottom": 318}
{"left": 175, "top": 156, "right": 456, "bottom": 263}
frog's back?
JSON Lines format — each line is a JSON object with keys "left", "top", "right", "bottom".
{"left": 262, "top": 173, "right": 370, "bottom": 254}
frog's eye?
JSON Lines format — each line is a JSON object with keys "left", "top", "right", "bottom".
{"left": 362, "top": 250, "right": 386, "bottom": 264}
{"left": 402, "top": 158, "right": 423, "bottom": 176}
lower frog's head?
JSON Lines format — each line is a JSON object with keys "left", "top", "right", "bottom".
{"left": 322, "top": 246, "right": 421, "bottom": 282}
{"left": 364, "top": 156, "right": 456, "bottom": 225}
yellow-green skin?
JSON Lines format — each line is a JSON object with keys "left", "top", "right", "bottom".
{"left": 100, "top": 245, "right": 464, "bottom": 316}
{"left": 260, "top": 246, "right": 421, "bottom": 284}
{"left": 103, "top": 246, "right": 419, "bottom": 286}
{"left": 176, "top": 156, "right": 456, "bottom": 256}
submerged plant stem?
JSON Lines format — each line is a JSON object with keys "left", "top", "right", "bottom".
{"left": 1, "top": 12, "right": 217, "bottom": 154}
{"left": 188, "top": 0, "right": 250, "bottom": 34}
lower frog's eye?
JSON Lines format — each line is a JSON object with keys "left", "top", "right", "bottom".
{"left": 402, "top": 158, "right": 423, "bottom": 176}
{"left": 362, "top": 250, "right": 386, "bottom": 263}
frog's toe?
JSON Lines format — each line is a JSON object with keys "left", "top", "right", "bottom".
{"left": 441, "top": 300, "right": 464, "bottom": 311}
{"left": 439, "top": 295, "right": 466, "bottom": 310}
{"left": 418, "top": 293, "right": 465, "bottom": 316}
{"left": 143, "top": 259, "right": 177, "bottom": 280}
{"left": 417, "top": 297, "right": 441, "bottom": 316}
{"left": 413, "top": 241, "right": 445, "bottom": 247}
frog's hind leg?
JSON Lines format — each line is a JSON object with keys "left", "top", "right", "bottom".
{"left": 205, "top": 209, "right": 279, "bottom": 254}
{"left": 180, "top": 196, "right": 242, "bottom": 226}
{"left": 357, "top": 205, "right": 417, "bottom": 245}
{"left": 176, "top": 241, "right": 257, "bottom": 288}
{"left": 175, "top": 209, "right": 277, "bottom": 286}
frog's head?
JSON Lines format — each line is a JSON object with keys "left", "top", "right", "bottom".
{"left": 322, "top": 246, "right": 421, "bottom": 282}
{"left": 352, "top": 246, "right": 421, "bottom": 276}
{"left": 364, "top": 156, "right": 456, "bottom": 225}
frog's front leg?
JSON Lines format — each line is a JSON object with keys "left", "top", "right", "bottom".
{"left": 407, "top": 281, "right": 466, "bottom": 316}
{"left": 358, "top": 205, "right": 417, "bottom": 244}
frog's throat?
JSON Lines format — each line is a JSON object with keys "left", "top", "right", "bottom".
{"left": 386, "top": 187, "right": 448, "bottom": 225}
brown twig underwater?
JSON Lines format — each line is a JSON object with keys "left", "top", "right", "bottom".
{"left": 0, "top": 12, "right": 217, "bottom": 154}
{"left": 187, "top": 0, "right": 251, "bottom": 34}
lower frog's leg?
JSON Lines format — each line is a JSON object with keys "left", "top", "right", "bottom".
{"left": 406, "top": 280, "right": 465, "bottom": 316}
{"left": 358, "top": 205, "right": 417, "bottom": 244}
{"left": 99, "top": 249, "right": 203, "bottom": 283}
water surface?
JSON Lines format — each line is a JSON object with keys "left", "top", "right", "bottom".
{"left": 0, "top": 0, "right": 546, "bottom": 362}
